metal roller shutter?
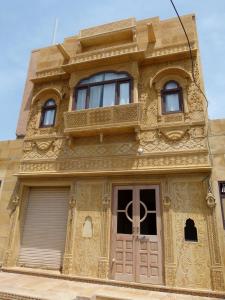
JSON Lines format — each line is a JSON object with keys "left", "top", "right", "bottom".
{"left": 18, "top": 187, "right": 69, "bottom": 270}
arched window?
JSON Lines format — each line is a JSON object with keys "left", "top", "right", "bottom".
{"left": 184, "top": 218, "right": 198, "bottom": 242}
{"left": 74, "top": 72, "right": 132, "bottom": 110}
{"left": 40, "top": 99, "right": 56, "bottom": 127}
{"left": 161, "top": 81, "right": 183, "bottom": 114}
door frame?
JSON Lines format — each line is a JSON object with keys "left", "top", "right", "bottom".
{"left": 110, "top": 184, "right": 163, "bottom": 284}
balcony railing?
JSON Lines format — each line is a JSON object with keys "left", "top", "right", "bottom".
{"left": 64, "top": 103, "right": 141, "bottom": 137}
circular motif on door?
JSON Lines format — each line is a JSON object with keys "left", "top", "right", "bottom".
{"left": 125, "top": 201, "right": 133, "bottom": 222}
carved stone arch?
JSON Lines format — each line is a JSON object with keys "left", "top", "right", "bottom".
{"left": 150, "top": 67, "right": 191, "bottom": 118}
{"left": 31, "top": 87, "right": 62, "bottom": 107}
{"left": 27, "top": 88, "right": 62, "bottom": 133}
{"left": 150, "top": 67, "right": 192, "bottom": 90}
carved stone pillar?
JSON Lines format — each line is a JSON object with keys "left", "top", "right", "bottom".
{"left": 131, "top": 62, "right": 139, "bottom": 103}
{"left": 3, "top": 194, "right": 21, "bottom": 267}
{"left": 162, "top": 178, "right": 176, "bottom": 286}
{"left": 206, "top": 192, "right": 225, "bottom": 291}
{"left": 62, "top": 183, "right": 77, "bottom": 275}
{"left": 98, "top": 180, "right": 111, "bottom": 278}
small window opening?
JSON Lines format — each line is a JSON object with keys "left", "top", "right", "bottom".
{"left": 161, "top": 80, "right": 183, "bottom": 114}
{"left": 40, "top": 99, "right": 56, "bottom": 127}
{"left": 184, "top": 218, "right": 198, "bottom": 242}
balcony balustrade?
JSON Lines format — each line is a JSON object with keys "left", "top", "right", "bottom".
{"left": 64, "top": 103, "right": 141, "bottom": 137}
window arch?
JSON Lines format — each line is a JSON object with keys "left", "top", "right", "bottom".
{"left": 40, "top": 99, "right": 56, "bottom": 127}
{"left": 74, "top": 71, "right": 132, "bottom": 110}
{"left": 161, "top": 81, "right": 183, "bottom": 114}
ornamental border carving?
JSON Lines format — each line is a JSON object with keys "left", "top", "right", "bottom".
{"left": 31, "top": 87, "right": 62, "bottom": 106}
{"left": 19, "top": 152, "right": 210, "bottom": 174}
{"left": 150, "top": 67, "right": 192, "bottom": 88}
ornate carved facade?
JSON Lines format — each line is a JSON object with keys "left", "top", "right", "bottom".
{"left": 1, "top": 14, "right": 225, "bottom": 295}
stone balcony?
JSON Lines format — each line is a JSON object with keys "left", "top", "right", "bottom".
{"left": 63, "top": 42, "right": 144, "bottom": 71}
{"left": 64, "top": 103, "right": 142, "bottom": 137}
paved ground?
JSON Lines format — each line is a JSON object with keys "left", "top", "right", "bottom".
{"left": 0, "top": 271, "right": 223, "bottom": 300}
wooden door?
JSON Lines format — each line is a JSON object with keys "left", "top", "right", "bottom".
{"left": 111, "top": 185, "right": 163, "bottom": 284}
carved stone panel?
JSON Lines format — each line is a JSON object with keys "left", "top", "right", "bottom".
{"left": 171, "top": 181, "right": 211, "bottom": 289}
{"left": 73, "top": 182, "right": 103, "bottom": 277}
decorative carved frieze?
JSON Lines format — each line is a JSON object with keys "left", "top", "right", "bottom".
{"left": 19, "top": 152, "right": 210, "bottom": 174}
{"left": 146, "top": 42, "right": 197, "bottom": 60}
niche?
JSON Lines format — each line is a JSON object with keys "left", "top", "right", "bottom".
{"left": 82, "top": 216, "right": 93, "bottom": 238}
{"left": 184, "top": 218, "right": 198, "bottom": 242}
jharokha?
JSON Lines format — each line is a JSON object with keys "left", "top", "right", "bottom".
{"left": 0, "top": 14, "right": 225, "bottom": 295}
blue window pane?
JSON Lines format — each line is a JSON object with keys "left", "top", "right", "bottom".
{"left": 45, "top": 99, "right": 55, "bottom": 107}
{"left": 104, "top": 72, "right": 128, "bottom": 81}
{"left": 89, "top": 85, "right": 102, "bottom": 108}
{"left": 76, "top": 89, "right": 87, "bottom": 110}
{"left": 43, "top": 109, "right": 55, "bottom": 125}
{"left": 80, "top": 72, "right": 128, "bottom": 84}
{"left": 119, "top": 82, "right": 129, "bottom": 104}
{"left": 102, "top": 83, "right": 115, "bottom": 107}
{"left": 81, "top": 74, "right": 104, "bottom": 84}
{"left": 165, "top": 82, "right": 178, "bottom": 90}
{"left": 165, "top": 93, "right": 180, "bottom": 112}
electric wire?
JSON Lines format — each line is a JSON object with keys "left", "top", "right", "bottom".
{"left": 169, "top": 0, "right": 213, "bottom": 189}
{"left": 169, "top": 0, "right": 208, "bottom": 106}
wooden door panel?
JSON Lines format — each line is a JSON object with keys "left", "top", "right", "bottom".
{"left": 114, "top": 236, "right": 134, "bottom": 281}
{"left": 137, "top": 187, "right": 163, "bottom": 284}
{"left": 112, "top": 187, "right": 135, "bottom": 281}
{"left": 111, "top": 185, "right": 163, "bottom": 284}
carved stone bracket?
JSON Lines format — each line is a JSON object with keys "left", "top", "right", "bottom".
{"left": 11, "top": 195, "right": 20, "bottom": 211}
{"left": 158, "top": 127, "right": 190, "bottom": 142}
{"left": 102, "top": 181, "right": 112, "bottom": 210}
{"left": 163, "top": 195, "right": 172, "bottom": 208}
{"left": 206, "top": 192, "right": 216, "bottom": 209}
{"left": 35, "top": 140, "right": 54, "bottom": 151}
{"left": 69, "top": 195, "right": 76, "bottom": 209}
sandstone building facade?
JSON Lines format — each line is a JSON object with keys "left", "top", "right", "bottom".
{"left": 0, "top": 14, "right": 225, "bottom": 294}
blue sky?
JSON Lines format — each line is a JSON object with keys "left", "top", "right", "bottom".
{"left": 0, "top": 0, "right": 225, "bottom": 140}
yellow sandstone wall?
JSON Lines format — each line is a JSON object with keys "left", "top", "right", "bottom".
{"left": 209, "top": 119, "right": 225, "bottom": 277}
{"left": 0, "top": 139, "right": 23, "bottom": 265}
{"left": 0, "top": 14, "right": 224, "bottom": 292}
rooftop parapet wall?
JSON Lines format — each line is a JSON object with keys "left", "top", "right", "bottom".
{"left": 33, "top": 14, "right": 198, "bottom": 74}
